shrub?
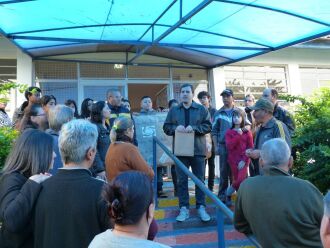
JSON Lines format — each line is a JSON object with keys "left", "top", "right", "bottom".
{"left": 0, "top": 127, "right": 19, "bottom": 171}
{"left": 282, "top": 88, "right": 330, "bottom": 193}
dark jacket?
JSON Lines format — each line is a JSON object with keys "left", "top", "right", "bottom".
{"left": 45, "top": 129, "right": 62, "bottom": 174}
{"left": 163, "top": 101, "right": 211, "bottom": 156}
{"left": 234, "top": 166, "right": 323, "bottom": 248}
{"left": 273, "top": 102, "right": 295, "bottom": 136}
{"left": 252, "top": 117, "right": 291, "bottom": 175}
{"left": 0, "top": 172, "right": 42, "bottom": 248}
{"left": 34, "top": 169, "right": 109, "bottom": 248}
{"left": 90, "top": 123, "right": 110, "bottom": 175}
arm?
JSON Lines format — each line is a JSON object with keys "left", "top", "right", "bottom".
{"left": 90, "top": 150, "right": 105, "bottom": 176}
{"left": 191, "top": 108, "right": 212, "bottom": 135}
{"left": 0, "top": 176, "right": 42, "bottom": 233}
{"left": 163, "top": 108, "right": 177, "bottom": 136}
{"left": 242, "top": 132, "right": 254, "bottom": 164}
{"left": 128, "top": 146, "right": 154, "bottom": 179}
{"left": 283, "top": 111, "right": 296, "bottom": 136}
{"left": 234, "top": 185, "right": 252, "bottom": 234}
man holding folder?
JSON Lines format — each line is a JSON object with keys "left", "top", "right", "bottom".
{"left": 163, "top": 84, "right": 212, "bottom": 222}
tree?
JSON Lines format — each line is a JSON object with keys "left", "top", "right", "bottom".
{"left": 281, "top": 88, "right": 330, "bottom": 193}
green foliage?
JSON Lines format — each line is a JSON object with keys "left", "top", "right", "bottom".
{"left": 281, "top": 88, "right": 330, "bottom": 193}
{"left": 0, "top": 127, "right": 19, "bottom": 171}
{"left": 0, "top": 80, "right": 28, "bottom": 103}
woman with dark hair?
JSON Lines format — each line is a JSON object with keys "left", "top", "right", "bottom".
{"left": 64, "top": 99, "right": 79, "bottom": 118}
{"left": 89, "top": 171, "right": 170, "bottom": 248}
{"left": 90, "top": 101, "right": 111, "bottom": 179}
{"left": 40, "top": 95, "right": 56, "bottom": 114}
{"left": 19, "top": 103, "right": 48, "bottom": 132}
{"left": 12, "top": 86, "right": 41, "bottom": 129}
{"left": 80, "top": 98, "right": 93, "bottom": 119}
{"left": 225, "top": 109, "right": 253, "bottom": 206}
{"left": 0, "top": 129, "right": 54, "bottom": 248}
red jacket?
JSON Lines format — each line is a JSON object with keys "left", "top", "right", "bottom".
{"left": 225, "top": 129, "right": 254, "bottom": 166}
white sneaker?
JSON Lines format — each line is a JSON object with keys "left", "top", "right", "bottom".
{"left": 197, "top": 205, "right": 211, "bottom": 222}
{"left": 176, "top": 206, "right": 189, "bottom": 222}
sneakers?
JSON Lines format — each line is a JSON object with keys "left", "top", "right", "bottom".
{"left": 197, "top": 205, "right": 211, "bottom": 222}
{"left": 176, "top": 206, "right": 189, "bottom": 222}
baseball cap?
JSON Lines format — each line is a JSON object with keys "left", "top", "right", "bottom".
{"left": 220, "top": 89, "right": 233, "bottom": 97}
{"left": 249, "top": 98, "right": 274, "bottom": 112}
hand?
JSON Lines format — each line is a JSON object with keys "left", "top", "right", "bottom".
{"left": 246, "top": 149, "right": 260, "bottom": 159}
{"left": 185, "top": 125, "right": 194, "bottom": 133}
{"left": 242, "top": 127, "right": 250, "bottom": 133}
{"left": 176, "top": 125, "right": 186, "bottom": 133}
{"left": 238, "top": 161, "right": 245, "bottom": 170}
{"left": 29, "top": 173, "right": 52, "bottom": 184}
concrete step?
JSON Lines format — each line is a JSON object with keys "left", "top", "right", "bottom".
{"left": 157, "top": 194, "right": 237, "bottom": 209}
{"left": 155, "top": 227, "right": 255, "bottom": 248}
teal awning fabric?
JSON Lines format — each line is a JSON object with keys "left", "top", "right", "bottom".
{"left": 0, "top": 0, "right": 329, "bottom": 68}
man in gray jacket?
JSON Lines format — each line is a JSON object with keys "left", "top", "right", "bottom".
{"left": 163, "top": 83, "right": 211, "bottom": 222}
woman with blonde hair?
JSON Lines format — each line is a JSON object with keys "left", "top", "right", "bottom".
{"left": 105, "top": 116, "right": 154, "bottom": 181}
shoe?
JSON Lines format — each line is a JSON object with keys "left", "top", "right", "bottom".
{"left": 176, "top": 206, "right": 189, "bottom": 222}
{"left": 197, "top": 205, "right": 211, "bottom": 222}
{"left": 226, "top": 186, "right": 235, "bottom": 197}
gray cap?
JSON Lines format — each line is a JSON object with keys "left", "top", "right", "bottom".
{"left": 249, "top": 98, "right": 274, "bottom": 112}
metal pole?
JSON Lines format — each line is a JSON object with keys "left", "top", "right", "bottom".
{"left": 153, "top": 138, "right": 158, "bottom": 208}
{"left": 217, "top": 208, "right": 226, "bottom": 248}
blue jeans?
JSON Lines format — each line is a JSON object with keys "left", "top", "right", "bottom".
{"left": 176, "top": 156, "right": 206, "bottom": 209}
{"left": 218, "top": 145, "right": 232, "bottom": 199}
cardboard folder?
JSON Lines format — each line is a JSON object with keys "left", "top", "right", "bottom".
{"left": 174, "top": 130, "right": 195, "bottom": 157}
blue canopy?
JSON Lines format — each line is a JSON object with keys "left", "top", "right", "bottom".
{"left": 0, "top": 0, "right": 329, "bottom": 68}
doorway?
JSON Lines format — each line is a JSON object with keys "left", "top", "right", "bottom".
{"left": 128, "top": 83, "right": 168, "bottom": 112}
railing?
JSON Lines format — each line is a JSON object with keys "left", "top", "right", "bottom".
{"left": 152, "top": 136, "right": 262, "bottom": 248}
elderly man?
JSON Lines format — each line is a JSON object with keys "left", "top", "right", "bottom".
{"left": 46, "top": 105, "right": 74, "bottom": 174}
{"left": 235, "top": 138, "right": 323, "bottom": 248}
{"left": 321, "top": 192, "right": 330, "bottom": 248}
{"left": 246, "top": 98, "right": 291, "bottom": 176}
{"left": 262, "top": 88, "right": 295, "bottom": 135}
{"left": 34, "top": 119, "right": 109, "bottom": 248}
{"left": 163, "top": 83, "right": 212, "bottom": 222}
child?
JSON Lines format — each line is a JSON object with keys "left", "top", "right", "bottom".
{"left": 225, "top": 109, "right": 253, "bottom": 205}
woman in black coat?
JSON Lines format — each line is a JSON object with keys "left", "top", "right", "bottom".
{"left": 90, "top": 101, "right": 111, "bottom": 180}
{"left": 0, "top": 129, "right": 54, "bottom": 248}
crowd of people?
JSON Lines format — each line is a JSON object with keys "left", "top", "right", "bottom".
{"left": 0, "top": 84, "right": 328, "bottom": 247}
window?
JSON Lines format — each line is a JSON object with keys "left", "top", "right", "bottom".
{"left": 224, "top": 65, "right": 288, "bottom": 100}
{"left": 300, "top": 67, "right": 330, "bottom": 95}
